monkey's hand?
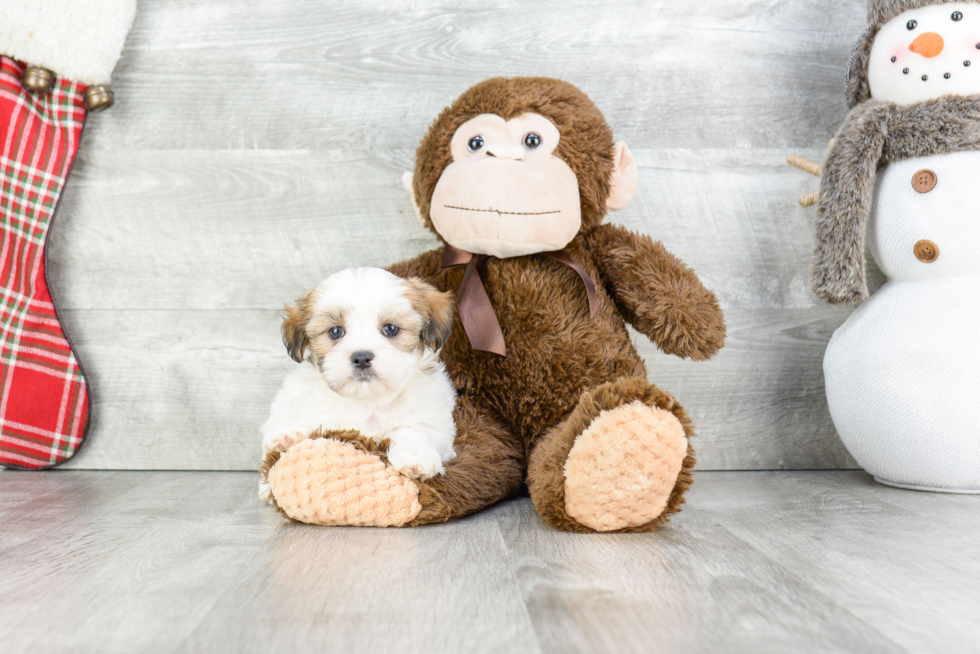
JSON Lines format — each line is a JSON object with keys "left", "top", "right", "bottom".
{"left": 586, "top": 223, "right": 726, "bottom": 360}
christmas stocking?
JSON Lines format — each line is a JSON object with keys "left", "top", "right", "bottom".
{"left": 0, "top": 1, "right": 136, "bottom": 469}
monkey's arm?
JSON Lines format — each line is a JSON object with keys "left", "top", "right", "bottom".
{"left": 585, "top": 224, "right": 725, "bottom": 361}
{"left": 813, "top": 100, "right": 890, "bottom": 304}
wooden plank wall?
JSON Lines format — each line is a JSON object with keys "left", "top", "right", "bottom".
{"left": 51, "top": 0, "right": 879, "bottom": 470}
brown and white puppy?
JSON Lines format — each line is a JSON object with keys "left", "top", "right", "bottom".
{"left": 259, "top": 268, "right": 456, "bottom": 501}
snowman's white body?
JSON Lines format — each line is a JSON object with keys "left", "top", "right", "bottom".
{"left": 823, "top": 151, "right": 980, "bottom": 491}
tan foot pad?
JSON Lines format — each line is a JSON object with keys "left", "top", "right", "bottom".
{"left": 563, "top": 400, "right": 687, "bottom": 532}
{"left": 268, "top": 438, "right": 421, "bottom": 527}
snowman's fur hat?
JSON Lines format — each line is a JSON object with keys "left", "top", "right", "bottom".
{"left": 847, "top": 0, "right": 980, "bottom": 107}
{"left": 814, "top": 95, "right": 980, "bottom": 304}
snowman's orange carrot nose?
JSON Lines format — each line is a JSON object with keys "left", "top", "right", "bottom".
{"left": 909, "top": 32, "right": 944, "bottom": 58}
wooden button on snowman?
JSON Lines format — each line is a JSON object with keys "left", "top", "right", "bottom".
{"left": 810, "top": 0, "right": 980, "bottom": 493}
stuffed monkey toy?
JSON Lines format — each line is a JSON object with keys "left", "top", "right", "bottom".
{"left": 805, "top": 1, "right": 980, "bottom": 492}
{"left": 264, "top": 77, "right": 727, "bottom": 531}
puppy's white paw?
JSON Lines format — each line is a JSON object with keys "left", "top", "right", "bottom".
{"left": 387, "top": 442, "right": 445, "bottom": 481}
{"left": 262, "top": 431, "right": 305, "bottom": 455}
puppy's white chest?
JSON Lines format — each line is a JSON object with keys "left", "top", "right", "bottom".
{"left": 359, "top": 410, "right": 386, "bottom": 436}
{"left": 342, "top": 405, "right": 403, "bottom": 440}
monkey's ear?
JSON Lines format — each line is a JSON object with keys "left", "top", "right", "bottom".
{"left": 281, "top": 302, "right": 310, "bottom": 363}
{"left": 402, "top": 171, "right": 426, "bottom": 226}
{"left": 606, "top": 142, "right": 638, "bottom": 211}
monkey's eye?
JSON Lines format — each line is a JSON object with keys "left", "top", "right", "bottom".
{"left": 327, "top": 326, "right": 345, "bottom": 340}
{"left": 952, "top": 11, "right": 963, "bottom": 21}
{"left": 523, "top": 132, "right": 542, "bottom": 150}
{"left": 381, "top": 324, "right": 399, "bottom": 337}
{"left": 467, "top": 135, "right": 484, "bottom": 152}
{"left": 907, "top": 19, "right": 918, "bottom": 30}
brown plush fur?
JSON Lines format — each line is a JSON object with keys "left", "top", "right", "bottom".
{"left": 386, "top": 229, "right": 720, "bottom": 532}
{"left": 408, "top": 394, "right": 524, "bottom": 525}
{"left": 384, "top": 79, "right": 722, "bottom": 532}
{"left": 585, "top": 225, "right": 727, "bottom": 359}
{"left": 268, "top": 77, "right": 725, "bottom": 532}
{"left": 413, "top": 77, "right": 616, "bottom": 237}
{"left": 848, "top": 1, "right": 980, "bottom": 107}
{"left": 814, "top": 95, "right": 980, "bottom": 303}
{"left": 526, "top": 377, "right": 696, "bottom": 534}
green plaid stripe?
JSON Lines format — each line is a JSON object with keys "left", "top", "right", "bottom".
{"left": 1, "top": 56, "right": 90, "bottom": 469}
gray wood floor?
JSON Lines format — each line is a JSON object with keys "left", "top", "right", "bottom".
{"left": 49, "top": 0, "right": 875, "bottom": 471}
{"left": 1, "top": 470, "right": 977, "bottom": 654}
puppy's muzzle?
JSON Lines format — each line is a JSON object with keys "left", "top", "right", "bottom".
{"left": 351, "top": 351, "right": 374, "bottom": 370}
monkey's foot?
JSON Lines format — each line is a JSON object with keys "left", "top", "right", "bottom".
{"left": 528, "top": 377, "right": 695, "bottom": 533}
{"left": 563, "top": 400, "right": 688, "bottom": 532}
{"left": 266, "top": 437, "right": 421, "bottom": 527}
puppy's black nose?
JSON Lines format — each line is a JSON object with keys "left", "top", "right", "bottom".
{"left": 351, "top": 351, "right": 374, "bottom": 369}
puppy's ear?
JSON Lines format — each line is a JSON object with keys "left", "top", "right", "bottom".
{"left": 406, "top": 278, "right": 455, "bottom": 351}
{"left": 281, "top": 294, "right": 312, "bottom": 363}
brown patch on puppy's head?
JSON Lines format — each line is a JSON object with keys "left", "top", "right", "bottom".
{"left": 403, "top": 278, "right": 455, "bottom": 351}
{"left": 281, "top": 289, "right": 318, "bottom": 363}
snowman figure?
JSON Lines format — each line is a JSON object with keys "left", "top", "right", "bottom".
{"left": 813, "top": 0, "right": 980, "bottom": 492}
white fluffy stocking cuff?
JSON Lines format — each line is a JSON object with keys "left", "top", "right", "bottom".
{"left": 0, "top": 0, "right": 137, "bottom": 84}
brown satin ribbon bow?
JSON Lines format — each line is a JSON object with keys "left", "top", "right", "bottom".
{"left": 441, "top": 243, "right": 598, "bottom": 357}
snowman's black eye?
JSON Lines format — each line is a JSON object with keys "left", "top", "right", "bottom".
{"left": 922, "top": 74, "right": 929, "bottom": 81}
{"left": 467, "top": 135, "right": 484, "bottom": 152}
{"left": 903, "top": 68, "right": 910, "bottom": 74}
{"left": 952, "top": 11, "right": 963, "bottom": 21}
{"left": 966, "top": 60, "right": 972, "bottom": 66}
{"left": 945, "top": 72, "right": 952, "bottom": 78}
{"left": 523, "top": 132, "right": 541, "bottom": 150}
{"left": 907, "top": 20, "right": 918, "bottom": 30}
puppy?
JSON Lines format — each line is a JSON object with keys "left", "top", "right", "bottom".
{"left": 259, "top": 267, "right": 457, "bottom": 502}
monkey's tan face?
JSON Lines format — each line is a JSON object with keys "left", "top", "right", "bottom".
{"left": 429, "top": 113, "right": 582, "bottom": 259}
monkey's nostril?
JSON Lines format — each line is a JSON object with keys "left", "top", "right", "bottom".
{"left": 351, "top": 351, "right": 374, "bottom": 369}
{"left": 486, "top": 151, "right": 496, "bottom": 157}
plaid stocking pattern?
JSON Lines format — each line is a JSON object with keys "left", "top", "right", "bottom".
{"left": 0, "top": 56, "right": 89, "bottom": 469}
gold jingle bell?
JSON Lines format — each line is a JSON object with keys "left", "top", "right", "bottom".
{"left": 22, "top": 67, "right": 55, "bottom": 94}
{"left": 83, "top": 85, "right": 115, "bottom": 112}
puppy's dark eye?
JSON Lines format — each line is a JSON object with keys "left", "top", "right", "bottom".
{"left": 523, "top": 132, "right": 541, "bottom": 149}
{"left": 907, "top": 19, "right": 918, "bottom": 30}
{"left": 952, "top": 11, "right": 963, "bottom": 21}
{"left": 381, "top": 324, "right": 399, "bottom": 337}
{"left": 328, "top": 326, "right": 345, "bottom": 340}
{"left": 467, "top": 135, "right": 484, "bottom": 152}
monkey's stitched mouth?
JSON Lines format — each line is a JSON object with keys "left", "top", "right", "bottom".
{"left": 443, "top": 204, "right": 560, "bottom": 216}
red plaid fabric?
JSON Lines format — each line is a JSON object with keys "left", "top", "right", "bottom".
{"left": 0, "top": 56, "right": 89, "bottom": 469}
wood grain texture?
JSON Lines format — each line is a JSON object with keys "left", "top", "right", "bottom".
{"left": 1, "top": 470, "right": 977, "bottom": 653}
{"left": 39, "top": 0, "right": 881, "bottom": 470}
{"left": 86, "top": 0, "right": 865, "bottom": 151}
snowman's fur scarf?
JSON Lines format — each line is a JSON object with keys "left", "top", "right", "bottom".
{"left": 814, "top": 94, "right": 980, "bottom": 304}
{"left": 849, "top": 0, "right": 980, "bottom": 107}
